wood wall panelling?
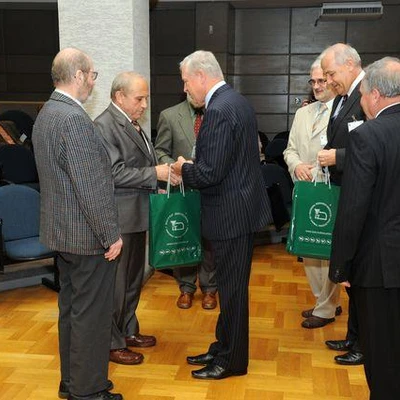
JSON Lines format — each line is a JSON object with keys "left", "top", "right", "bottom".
{"left": 290, "top": 54, "right": 320, "bottom": 74}
{"left": 196, "top": 3, "right": 230, "bottom": 53}
{"left": 153, "top": 10, "right": 195, "bottom": 55}
{"left": 235, "top": 9, "right": 290, "bottom": 54}
{"left": 290, "top": 74, "right": 311, "bottom": 94}
{"left": 247, "top": 94, "right": 287, "bottom": 114}
{"left": 257, "top": 114, "right": 288, "bottom": 135}
{"left": 3, "top": 10, "right": 58, "bottom": 55}
{"left": 235, "top": 55, "right": 289, "bottom": 75}
{"left": 347, "top": 6, "right": 400, "bottom": 53}
{"left": 291, "top": 8, "right": 345, "bottom": 54}
{"left": 233, "top": 75, "right": 288, "bottom": 94}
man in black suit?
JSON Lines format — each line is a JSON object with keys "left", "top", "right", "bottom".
{"left": 317, "top": 43, "right": 366, "bottom": 366}
{"left": 329, "top": 56, "right": 400, "bottom": 399}
{"left": 173, "top": 50, "right": 272, "bottom": 380}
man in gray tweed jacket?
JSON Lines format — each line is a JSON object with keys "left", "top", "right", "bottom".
{"left": 33, "top": 48, "right": 123, "bottom": 400}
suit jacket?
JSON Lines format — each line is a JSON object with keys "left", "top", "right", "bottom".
{"left": 182, "top": 84, "right": 272, "bottom": 241}
{"left": 155, "top": 99, "right": 195, "bottom": 163}
{"left": 95, "top": 103, "right": 158, "bottom": 233}
{"left": 284, "top": 101, "right": 330, "bottom": 181}
{"left": 32, "top": 91, "right": 120, "bottom": 255}
{"left": 329, "top": 104, "right": 400, "bottom": 288}
{"left": 325, "top": 82, "right": 365, "bottom": 185}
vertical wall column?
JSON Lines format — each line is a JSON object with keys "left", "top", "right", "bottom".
{"left": 57, "top": 0, "right": 151, "bottom": 133}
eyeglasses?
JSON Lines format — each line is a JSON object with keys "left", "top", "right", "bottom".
{"left": 308, "top": 78, "right": 327, "bottom": 87}
{"left": 81, "top": 70, "right": 98, "bottom": 80}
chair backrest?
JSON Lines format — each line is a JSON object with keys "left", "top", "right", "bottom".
{"left": 0, "top": 144, "right": 38, "bottom": 184}
{"left": 261, "top": 163, "right": 293, "bottom": 208}
{"left": 0, "top": 110, "right": 34, "bottom": 140}
{"left": 0, "top": 184, "right": 40, "bottom": 241}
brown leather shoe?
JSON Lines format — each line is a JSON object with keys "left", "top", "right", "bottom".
{"left": 177, "top": 292, "right": 194, "bottom": 309}
{"left": 301, "top": 306, "right": 342, "bottom": 318}
{"left": 109, "top": 348, "right": 144, "bottom": 365}
{"left": 202, "top": 292, "right": 217, "bottom": 310}
{"left": 125, "top": 333, "right": 156, "bottom": 348}
{"left": 301, "top": 316, "right": 335, "bottom": 329}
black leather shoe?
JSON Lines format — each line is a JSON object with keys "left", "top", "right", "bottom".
{"left": 334, "top": 351, "right": 364, "bottom": 365}
{"left": 325, "top": 339, "right": 355, "bottom": 351}
{"left": 68, "top": 390, "right": 123, "bottom": 400}
{"left": 191, "top": 364, "right": 247, "bottom": 380}
{"left": 187, "top": 353, "right": 215, "bottom": 366}
{"left": 59, "top": 381, "right": 113, "bottom": 399}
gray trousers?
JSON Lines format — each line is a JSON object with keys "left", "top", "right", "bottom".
{"left": 173, "top": 237, "right": 217, "bottom": 294}
{"left": 111, "top": 231, "right": 146, "bottom": 350}
{"left": 58, "top": 252, "right": 116, "bottom": 397}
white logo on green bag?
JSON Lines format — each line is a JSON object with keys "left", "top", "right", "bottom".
{"left": 309, "top": 202, "right": 332, "bottom": 228}
{"left": 165, "top": 212, "right": 189, "bottom": 238}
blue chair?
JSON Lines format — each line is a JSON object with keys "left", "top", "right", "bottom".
{"left": 0, "top": 184, "right": 59, "bottom": 291}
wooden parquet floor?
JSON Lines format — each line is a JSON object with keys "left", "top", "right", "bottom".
{"left": 0, "top": 243, "right": 369, "bottom": 400}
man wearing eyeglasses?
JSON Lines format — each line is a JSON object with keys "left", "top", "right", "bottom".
{"left": 318, "top": 43, "right": 366, "bottom": 367}
{"left": 33, "top": 48, "right": 123, "bottom": 399}
{"left": 284, "top": 56, "right": 340, "bottom": 329}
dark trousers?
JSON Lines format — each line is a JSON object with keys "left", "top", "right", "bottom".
{"left": 353, "top": 286, "right": 400, "bottom": 400}
{"left": 58, "top": 252, "right": 116, "bottom": 397}
{"left": 345, "top": 286, "right": 361, "bottom": 352}
{"left": 111, "top": 231, "right": 146, "bottom": 349}
{"left": 208, "top": 233, "right": 254, "bottom": 372}
{"left": 173, "top": 237, "right": 217, "bottom": 294}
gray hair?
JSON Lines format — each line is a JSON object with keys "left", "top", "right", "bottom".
{"left": 310, "top": 56, "right": 322, "bottom": 73}
{"left": 110, "top": 71, "right": 146, "bottom": 100}
{"left": 51, "top": 48, "right": 91, "bottom": 86}
{"left": 180, "top": 50, "right": 224, "bottom": 80}
{"left": 321, "top": 43, "right": 361, "bottom": 68}
{"left": 362, "top": 57, "right": 400, "bottom": 97}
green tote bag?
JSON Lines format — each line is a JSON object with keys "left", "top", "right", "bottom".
{"left": 286, "top": 181, "right": 340, "bottom": 260}
{"left": 149, "top": 182, "right": 202, "bottom": 269}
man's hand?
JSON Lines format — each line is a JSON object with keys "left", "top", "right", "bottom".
{"left": 155, "top": 163, "right": 181, "bottom": 185}
{"left": 105, "top": 237, "right": 123, "bottom": 261}
{"left": 294, "top": 163, "right": 314, "bottom": 181}
{"left": 172, "top": 156, "right": 190, "bottom": 176}
{"left": 317, "top": 149, "right": 336, "bottom": 167}
{"left": 340, "top": 281, "right": 351, "bottom": 288}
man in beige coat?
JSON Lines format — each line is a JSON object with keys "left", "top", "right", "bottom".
{"left": 284, "top": 57, "right": 341, "bottom": 329}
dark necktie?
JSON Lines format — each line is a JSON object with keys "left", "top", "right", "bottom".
{"left": 132, "top": 120, "right": 150, "bottom": 152}
{"left": 194, "top": 109, "right": 203, "bottom": 138}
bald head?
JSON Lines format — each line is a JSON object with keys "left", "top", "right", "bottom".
{"left": 51, "top": 47, "right": 92, "bottom": 87}
{"left": 111, "top": 72, "right": 149, "bottom": 121}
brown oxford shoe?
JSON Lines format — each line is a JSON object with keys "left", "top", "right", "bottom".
{"left": 109, "top": 348, "right": 144, "bottom": 365}
{"left": 301, "top": 306, "right": 342, "bottom": 318}
{"left": 202, "top": 292, "right": 217, "bottom": 310}
{"left": 301, "top": 315, "right": 335, "bottom": 329}
{"left": 125, "top": 333, "right": 156, "bottom": 348}
{"left": 177, "top": 292, "right": 194, "bottom": 309}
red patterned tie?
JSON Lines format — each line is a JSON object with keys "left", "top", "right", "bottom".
{"left": 194, "top": 110, "right": 203, "bottom": 138}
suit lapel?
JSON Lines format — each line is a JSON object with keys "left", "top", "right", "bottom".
{"left": 178, "top": 101, "right": 195, "bottom": 149}
{"left": 108, "top": 104, "right": 154, "bottom": 163}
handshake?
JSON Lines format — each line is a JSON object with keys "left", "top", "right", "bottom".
{"left": 156, "top": 156, "right": 193, "bottom": 186}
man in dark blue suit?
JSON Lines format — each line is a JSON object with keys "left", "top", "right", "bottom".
{"left": 173, "top": 50, "right": 272, "bottom": 380}
{"left": 329, "top": 56, "right": 400, "bottom": 399}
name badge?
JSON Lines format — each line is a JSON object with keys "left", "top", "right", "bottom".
{"left": 320, "top": 133, "right": 327, "bottom": 147}
{"left": 348, "top": 120, "right": 363, "bottom": 132}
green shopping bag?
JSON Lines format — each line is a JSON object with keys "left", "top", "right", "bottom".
{"left": 286, "top": 181, "right": 340, "bottom": 260}
{"left": 149, "top": 183, "right": 202, "bottom": 269}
